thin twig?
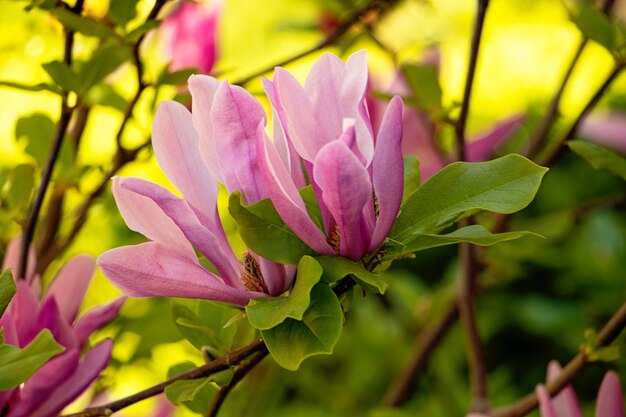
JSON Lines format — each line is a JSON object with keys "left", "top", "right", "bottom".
{"left": 16, "top": 0, "right": 85, "bottom": 280}
{"left": 382, "top": 300, "right": 459, "bottom": 407}
{"left": 454, "top": 0, "right": 489, "bottom": 161}
{"left": 491, "top": 301, "right": 626, "bottom": 417}
{"left": 232, "top": 0, "right": 398, "bottom": 87}
{"left": 205, "top": 350, "right": 269, "bottom": 417}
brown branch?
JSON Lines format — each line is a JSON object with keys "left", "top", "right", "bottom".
{"left": 205, "top": 350, "right": 269, "bottom": 417}
{"left": 231, "top": 0, "right": 399, "bottom": 87}
{"left": 16, "top": 0, "right": 84, "bottom": 280}
{"left": 454, "top": 0, "right": 489, "bottom": 161}
{"left": 382, "top": 299, "right": 459, "bottom": 407}
{"left": 491, "top": 301, "right": 626, "bottom": 417}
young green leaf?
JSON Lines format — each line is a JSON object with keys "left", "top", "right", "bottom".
{"left": 402, "top": 63, "right": 442, "bottom": 110}
{"left": 568, "top": 139, "right": 626, "bottom": 181}
{"left": 124, "top": 20, "right": 161, "bottom": 43}
{"left": 228, "top": 191, "right": 316, "bottom": 264}
{"left": 0, "top": 329, "right": 64, "bottom": 390}
{"left": 164, "top": 362, "right": 230, "bottom": 413}
{"left": 78, "top": 43, "right": 131, "bottom": 94}
{"left": 261, "top": 284, "right": 343, "bottom": 371}
{"left": 391, "top": 154, "right": 548, "bottom": 242}
{"left": 42, "top": 61, "right": 80, "bottom": 92}
{"left": 317, "top": 256, "right": 388, "bottom": 294}
{"left": 247, "top": 256, "right": 322, "bottom": 330}
{"left": 51, "top": 8, "right": 117, "bottom": 39}
{"left": 384, "top": 225, "right": 540, "bottom": 258}
{"left": 403, "top": 156, "right": 421, "bottom": 204}
{"left": 15, "top": 113, "right": 55, "bottom": 167}
{"left": 0, "top": 270, "right": 16, "bottom": 317}
{"left": 157, "top": 68, "right": 198, "bottom": 86}
{"left": 6, "top": 165, "right": 35, "bottom": 212}
{"left": 108, "top": 0, "right": 138, "bottom": 27}
{"left": 571, "top": 3, "right": 616, "bottom": 53}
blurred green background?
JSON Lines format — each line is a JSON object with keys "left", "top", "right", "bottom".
{"left": 0, "top": 0, "right": 625, "bottom": 416}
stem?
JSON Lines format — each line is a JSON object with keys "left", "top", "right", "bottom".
{"left": 491, "top": 301, "right": 626, "bottom": 417}
{"left": 205, "top": 350, "right": 269, "bottom": 417}
{"left": 455, "top": 0, "right": 489, "bottom": 161}
{"left": 232, "top": 0, "right": 398, "bottom": 86}
{"left": 16, "top": 0, "right": 84, "bottom": 280}
{"left": 382, "top": 299, "right": 459, "bottom": 407}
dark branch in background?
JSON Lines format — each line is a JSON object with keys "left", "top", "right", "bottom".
{"left": 491, "top": 301, "right": 626, "bottom": 417}
{"left": 454, "top": 0, "right": 489, "bottom": 161}
{"left": 205, "top": 350, "right": 269, "bottom": 417}
{"left": 382, "top": 300, "right": 459, "bottom": 407}
{"left": 37, "top": 0, "right": 169, "bottom": 272}
{"left": 232, "top": 0, "right": 399, "bottom": 86}
{"left": 526, "top": 0, "right": 618, "bottom": 158}
{"left": 16, "top": 0, "right": 85, "bottom": 280}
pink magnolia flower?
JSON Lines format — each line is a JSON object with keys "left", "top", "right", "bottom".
{"left": 98, "top": 77, "right": 296, "bottom": 306}
{"left": 160, "top": 0, "right": 220, "bottom": 74}
{"left": 257, "top": 51, "right": 405, "bottom": 260}
{"left": 0, "top": 238, "right": 125, "bottom": 417}
{"left": 579, "top": 112, "right": 626, "bottom": 155}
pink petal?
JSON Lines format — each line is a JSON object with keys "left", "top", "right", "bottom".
{"left": 546, "top": 361, "right": 583, "bottom": 417}
{"left": 98, "top": 242, "right": 256, "bottom": 307}
{"left": 537, "top": 384, "right": 560, "bottom": 417}
{"left": 2, "top": 237, "right": 36, "bottom": 283}
{"left": 256, "top": 255, "right": 294, "bottom": 296}
{"left": 579, "top": 112, "right": 626, "bottom": 155}
{"left": 112, "top": 177, "right": 196, "bottom": 262}
{"left": 210, "top": 81, "right": 267, "bottom": 203}
{"left": 8, "top": 349, "right": 80, "bottom": 417}
{"left": 272, "top": 67, "right": 331, "bottom": 161}
{"left": 370, "top": 96, "right": 404, "bottom": 251}
{"left": 153, "top": 100, "right": 220, "bottom": 225}
{"left": 44, "top": 255, "right": 95, "bottom": 324}
{"left": 38, "top": 297, "right": 79, "bottom": 350}
{"left": 256, "top": 125, "right": 334, "bottom": 256}
{"left": 466, "top": 115, "right": 524, "bottom": 162}
{"left": 188, "top": 74, "right": 223, "bottom": 182}
{"left": 9, "top": 281, "right": 41, "bottom": 348}
{"left": 118, "top": 177, "right": 242, "bottom": 288}
{"left": 596, "top": 371, "right": 624, "bottom": 417}
{"left": 313, "top": 134, "right": 373, "bottom": 260}
{"left": 26, "top": 339, "right": 113, "bottom": 417}
{"left": 74, "top": 296, "right": 126, "bottom": 347}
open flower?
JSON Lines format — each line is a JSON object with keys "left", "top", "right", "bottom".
{"left": 160, "top": 0, "right": 221, "bottom": 74}
{"left": 98, "top": 78, "right": 296, "bottom": 307}
{"left": 257, "top": 51, "right": 405, "bottom": 260}
{"left": 0, "top": 238, "right": 124, "bottom": 417}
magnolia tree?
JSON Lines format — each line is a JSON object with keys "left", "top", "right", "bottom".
{"left": 0, "top": 0, "right": 625, "bottom": 416}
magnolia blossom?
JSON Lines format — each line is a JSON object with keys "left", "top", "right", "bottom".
{"left": 258, "top": 51, "right": 405, "bottom": 260}
{"left": 0, "top": 238, "right": 125, "bottom": 417}
{"left": 160, "top": 0, "right": 220, "bottom": 74}
{"left": 98, "top": 78, "right": 296, "bottom": 306}
{"left": 579, "top": 112, "right": 626, "bottom": 155}
{"left": 468, "top": 361, "right": 624, "bottom": 417}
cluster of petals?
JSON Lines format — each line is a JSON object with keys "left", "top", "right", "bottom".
{"left": 98, "top": 50, "right": 404, "bottom": 306}
{"left": 0, "top": 238, "right": 125, "bottom": 417}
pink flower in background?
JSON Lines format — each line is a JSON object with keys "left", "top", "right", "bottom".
{"left": 579, "top": 112, "right": 626, "bottom": 155}
{"left": 258, "top": 51, "right": 404, "bottom": 260}
{"left": 160, "top": 0, "right": 220, "bottom": 74}
{"left": 0, "top": 238, "right": 125, "bottom": 417}
{"left": 98, "top": 78, "right": 296, "bottom": 307}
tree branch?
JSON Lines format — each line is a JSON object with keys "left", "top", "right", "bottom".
{"left": 491, "top": 301, "right": 626, "bottom": 417}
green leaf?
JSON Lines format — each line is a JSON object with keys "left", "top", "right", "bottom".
{"left": 109, "top": 0, "right": 138, "bottom": 26}
{"left": 6, "top": 165, "right": 35, "bottom": 211}
{"left": 164, "top": 362, "right": 231, "bottom": 413}
{"left": 124, "top": 20, "right": 161, "bottom": 43}
{"left": 261, "top": 283, "right": 343, "bottom": 370}
{"left": 385, "top": 225, "right": 540, "bottom": 258}
{"left": 391, "top": 154, "right": 548, "bottom": 242}
{"left": 228, "top": 191, "right": 316, "bottom": 264}
{"left": 568, "top": 140, "right": 626, "bottom": 180}
{"left": 78, "top": 43, "right": 131, "bottom": 94}
{"left": 402, "top": 63, "right": 442, "bottom": 110}
{"left": 15, "top": 113, "right": 55, "bottom": 167}
{"left": 51, "top": 8, "right": 117, "bottom": 39}
{"left": 84, "top": 84, "right": 127, "bottom": 111}
{"left": 317, "top": 256, "right": 388, "bottom": 294}
{"left": 0, "top": 270, "right": 16, "bottom": 317}
{"left": 42, "top": 60, "right": 80, "bottom": 92}
{"left": 571, "top": 3, "right": 615, "bottom": 52}
{"left": 157, "top": 68, "right": 198, "bottom": 86}
{"left": 247, "top": 256, "right": 322, "bottom": 330}
{"left": 0, "top": 329, "right": 64, "bottom": 390}
{"left": 0, "top": 80, "right": 60, "bottom": 94}
{"left": 403, "top": 156, "right": 421, "bottom": 204}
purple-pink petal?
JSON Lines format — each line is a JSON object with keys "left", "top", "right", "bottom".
{"left": 74, "top": 297, "right": 126, "bottom": 347}
{"left": 579, "top": 112, "right": 626, "bottom": 155}
{"left": 596, "top": 371, "right": 624, "bottom": 417}
{"left": 44, "top": 255, "right": 95, "bottom": 324}
{"left": 98, "top": 242, "right": 256, "bottom": 307}
{"left": 537, "top": 384, "right": 560, "bottom": 417}
{"left": 370, "top": 96, "right": 404, "bottom": 251}
{"left": 466, "top": 115, "right": 524, "bottom": 162}
{"left": 313, "top": 135, "right": 373, "bottom": 260}
{"left": 546, "top": 361, "right": 583, "bottom": 417}
{"left": 2, "top": 236, "right": 36, "bottom": 284}
{"left": 38, "top": 298, "right": 79, "bottom": 349}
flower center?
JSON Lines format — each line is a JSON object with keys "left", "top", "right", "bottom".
{"left": 241, "top": 252, "right": 269, "bottom": 294}
{"left": 327, "top": 224, "right": 341, "bottom": 254}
